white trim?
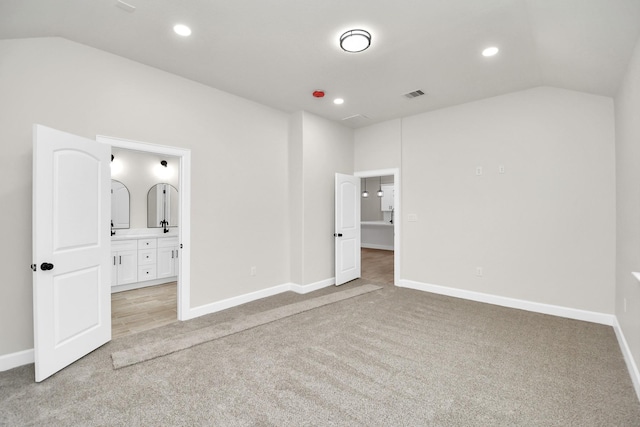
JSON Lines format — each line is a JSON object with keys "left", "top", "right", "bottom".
{"left": 111, "top": 277, "right": 177, "bottom": 293}
{"left": 186, "top": 284, "right": 291, "bottom": 320}
{"left": 354, "top": 168, "right": 400, "bottom": 286}
{"left": 0, "top": 349, "right": 34, "bottom": 372}
{"left": 96, "top": 135, "right": 191, "bottom": 322}
{"left": 361, "top": 243, "right": 394, "bottom": 251}
{"left": 398, "top": 279, "right": 615, "bottom": 326}
{"left": 613, "top": 318, "right": 640, "bottom": 401}
{"left": 290, "top": 277, "right": 335, "bottom": 294}
{"left": 186, "top": 278, "right": 336, "bottom": 320}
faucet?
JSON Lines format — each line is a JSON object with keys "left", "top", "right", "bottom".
{"left": 161, "top": 219, "right": 169, "bottom": 233}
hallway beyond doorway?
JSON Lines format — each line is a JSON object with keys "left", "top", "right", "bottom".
{"left": 361, "top": 248, "right": 394, "bottom": 284}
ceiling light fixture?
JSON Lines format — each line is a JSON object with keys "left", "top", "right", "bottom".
{"left": 377, "top": 177, "right": 384, "bottom": 197}
{"left": 334, "top": 98, "right": 344, "bottom": 105}
{"left": 482, "top": 46, "right": 499, "bottom": 57}
{"left": 174, "top": 24, "right": 192, "bottom": 37}
{"left": 340, "top": 29, "right": 371, "bottom": 53}
{"left": 362, "top": 178, "right": 369, "bottom": 198}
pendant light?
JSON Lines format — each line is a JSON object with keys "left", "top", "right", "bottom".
{"left": 362, "top": 178, "right": 369, "bottom": 198}
{"left": 377, "top": 177, "right": 384, "bottom": 197}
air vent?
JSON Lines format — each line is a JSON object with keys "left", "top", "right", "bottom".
{"left": 341, "top": 114, "right": 370, "bottom": 125}
{"left": 404, "top": 89, "right": 425, "bottom": 99}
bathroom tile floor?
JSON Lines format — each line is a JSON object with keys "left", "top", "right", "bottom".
{"left": 111, "top": 282, "right": 177, "bottom": 339}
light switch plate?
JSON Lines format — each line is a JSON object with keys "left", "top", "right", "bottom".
{"left": 408, "top": 214, "right": 418, "bottom": 222}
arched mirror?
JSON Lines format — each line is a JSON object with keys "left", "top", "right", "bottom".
{"left": 147, "top": 183, "right": 179, "bottom": 230}
{"left": 111, "top": 180, "right": 130, "bottom": 229}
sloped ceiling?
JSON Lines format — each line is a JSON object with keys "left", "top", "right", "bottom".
{"left": 1, "top": 0, "right": 639, "bottom": 127}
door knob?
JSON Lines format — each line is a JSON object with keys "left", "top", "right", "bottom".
{"left": 40, "top": 262, "right": 54, "bottom": 271}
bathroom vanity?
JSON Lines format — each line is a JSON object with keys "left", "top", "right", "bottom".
{"left": 111, "top": 234, "right": 179, "bottom": 293}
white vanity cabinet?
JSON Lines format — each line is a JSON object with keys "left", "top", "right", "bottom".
{"left": 111, "top": 240, "right": 138, "bottom": 286}
{"left": 380, "top": 184, "right": 394, "bottom": 212}
{"left": 111, "top": 235, "right": 179, "bottom": 292}
{"left": 137, "top": 238, "right": 158, "bottom": 282}
{"left": 157, "top": 237, "right": 179, "bottom": 279}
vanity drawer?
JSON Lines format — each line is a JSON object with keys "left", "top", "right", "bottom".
{"left": 138, "top": 238, "right": 157, "bottom": 249}
{"left": 138, "top": 249, "right": 156, "bottom": 266}
{"left": 111, "top": 239, "right": 137, "bottom": 252}
{"left": 138, "top": 266, "right": 157, "bottom": 281}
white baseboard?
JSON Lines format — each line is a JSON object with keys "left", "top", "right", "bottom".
{"left": 290, "top": 277, "right": 335, "bottom": 294}
{"left": 187, "top": 283, "right": 292, "bottom": 319}
{"left": 187, "top": 278, "right": 335, "bottom": 319}
{"left": 0, "top": 348, "right": 34, "bottom": 372}
{"left": 398, "top": 279, "right": 615, "bottom": 326}
{"left": 613, "top": 318, "right": 640, "bottom": 401}
{"left": 361, "top": 243, "right": 394, "bottom": 251}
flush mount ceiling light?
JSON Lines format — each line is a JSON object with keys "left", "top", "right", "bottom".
{"left": 174, "top": 24, "right": 192, "bottom": 37}
{"left": 340, "top": 29, "right": 371, "bottom": 53}
{"left": 482, "top": 46, "right": 499, "bottom": 57}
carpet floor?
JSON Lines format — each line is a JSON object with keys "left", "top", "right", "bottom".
{"left": 1, "top": 279, "right": 639, "bottom": 426}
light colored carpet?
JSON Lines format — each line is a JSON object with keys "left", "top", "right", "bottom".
{"left": 112, "top": 284, "right": 382, "bottom": 369}
{"left": 1, "top": 279, "right": 639, "bottom": 426}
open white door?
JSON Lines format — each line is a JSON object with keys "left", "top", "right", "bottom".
{"left": 32, "top": 125, "right": 111, "bottom": 382}
{"left": 335, "top": 173, "right": 361, "bottom": 285}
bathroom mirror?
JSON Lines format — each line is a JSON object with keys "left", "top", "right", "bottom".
{"left": 147, "top": 183, "right": 179, "bottom": 229}
{"left": 111, "top": 180, "right": 130, "bottom": 229}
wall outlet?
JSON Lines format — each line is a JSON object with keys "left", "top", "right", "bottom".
{"left": 408, "top": 214, "right": 418, "bottom": 222}
{"left": 250, "top": 266, "right": 257, "bottom": 276}
{"left": 476, "top": 166, "right": 483, "bottom": 176}
{"left": 499, "top": 165, "right": 505, "bottom": 174}
{"left": 476, "top": 267, "right": 483, "bottom": 277}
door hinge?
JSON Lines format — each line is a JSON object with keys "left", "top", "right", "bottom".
{"left": 30, "top": 264, "right": 37, "bottom": 272}
{"left": 180, "top": 244, "right": 183, "bottom": 249}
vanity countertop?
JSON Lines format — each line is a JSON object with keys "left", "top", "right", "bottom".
{"left": 361, "top": 221, "right": 393, "bottom": 227}
{"left": 111, "top": 233, "right": 178, "bottom": 241}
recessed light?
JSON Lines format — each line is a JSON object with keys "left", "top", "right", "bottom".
{"left": 482, "top": 46, "right": 499, "bottom": 57}
{"left": 333, "top": 98, "right": 344, "bottom": 105}
{"left": 174, "top": 24, "right": 192, "bottom": 37}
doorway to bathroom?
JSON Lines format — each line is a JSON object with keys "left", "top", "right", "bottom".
{"left": 355, "top": 169, "right": 400, "bottom": 286}
{"left": 97, "top": 135, "right": 192, "bottom": 338}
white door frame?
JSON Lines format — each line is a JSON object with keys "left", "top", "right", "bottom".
{"left": 354, "top": 168, "right": 400, "bottom": 286}
{"left": 96, "top": 135, "right": 191, "bottom": 321}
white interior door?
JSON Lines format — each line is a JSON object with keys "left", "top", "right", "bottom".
{"left": 335, "top": 173, "right": 361, "bottom": 285}
{"left": 32, "top": 124, "right": 111, "bottom": 382}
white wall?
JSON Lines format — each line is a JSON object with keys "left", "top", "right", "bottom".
{"left": 354, "top": 119, "right": 401, "bottom": 171}
{"left": 615, "top": 35, "right": 640, "bottom": 377}
{"left": 0, "top": 37, "right": 290, "bottom": 356}
{"left": 111, "top": 148, "right": 179, "bottom": 229}
{"left": 401, "top": 87, "right": 615, "bottom": 313}
{"left": 301, "top": 112, "right": 354, "bottom": 285}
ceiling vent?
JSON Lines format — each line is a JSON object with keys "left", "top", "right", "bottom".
{"left": 404, "top": 89, "right": 425, "bottom": 99}
{"left": 341, "top": 114, "right": 370, "bottom": 125}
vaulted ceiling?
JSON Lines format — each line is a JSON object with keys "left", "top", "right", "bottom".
{"left": 2, "top": 0, "right": 640, "bottom": 127}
